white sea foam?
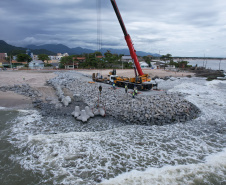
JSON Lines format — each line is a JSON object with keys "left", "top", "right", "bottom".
{"left": 8, "top": 78, "right": 226, "bottom": 184}
{"left": 100, "top": 149, "right": 226, "bottom": 185}
{"left": 168, "top": 79, "right": 226, "bottom": 122}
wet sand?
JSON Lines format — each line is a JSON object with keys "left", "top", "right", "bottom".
{"left": 0, "top": 91, "right": 32, "bottom": 109}
{"left": 0, "top": 70, "right": 56, "bottom": 109}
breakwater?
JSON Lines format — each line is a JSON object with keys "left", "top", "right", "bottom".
{"left": 46, "top": 72, "right": 200, "bottom": 125}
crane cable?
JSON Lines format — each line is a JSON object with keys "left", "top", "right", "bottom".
{"left": 96, "top": 0, "right": 102, "bottom": 52}
{"left": 96, "top": 0, "right": 102, "bottom": 75}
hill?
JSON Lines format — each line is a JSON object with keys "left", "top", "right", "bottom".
{"left": 0, "top": 40, "right": 160, "bottom": 57}
{"left": 0, "top": 40, "right": 56, "bottom": 55}
{"left": 27, "top": 44, "right": 95, "bottom": 55}
{"left": 27, "top": 44, "right": 160, "bottom": 57}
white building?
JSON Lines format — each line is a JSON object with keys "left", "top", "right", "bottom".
{"left": 29, "top": 60, "right": 44, "bottom": 69}
{"left": 139, "top": 61, "right": 149, "bottom": 68}
{"left": 121, "top": 56, "right": 133, "bottom": 63}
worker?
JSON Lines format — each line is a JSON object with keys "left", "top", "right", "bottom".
{"left": 99, "top": 85, "right": 102, "bottom": 95}
{"left": 113, "top": 83, "right": 116, "bottom": 90}
{"left": 132, "top": 91, "right": 135, "bottom": 98}
{"left": 134, "top": 87, "right": 138, "bottom": 95}
{"left": 125, "top": 84, "right": 128, "bottom": 93}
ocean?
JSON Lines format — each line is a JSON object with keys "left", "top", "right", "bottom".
{"left": 0, "top": 77, "right": 226, "bottom": 184}
{"left": 186, "top": 59, "right": 226, "bottom": 71}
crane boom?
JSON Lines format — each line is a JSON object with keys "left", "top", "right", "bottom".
{"left": 110, "top": 0, "right": 144, "bottom": 76}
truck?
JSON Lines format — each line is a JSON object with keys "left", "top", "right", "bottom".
{"left": 93, "top": 0, "right": 157, "bottom": 91}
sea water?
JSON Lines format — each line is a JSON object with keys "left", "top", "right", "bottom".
{"left": 186, "top": 59, "right": 226, "bottom": 71}
{"left": 0, "top": 77, "right": 225, "bottom": 185}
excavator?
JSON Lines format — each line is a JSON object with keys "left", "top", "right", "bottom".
{"left": 93, "top": 0, "right": 157, "bottom": 91}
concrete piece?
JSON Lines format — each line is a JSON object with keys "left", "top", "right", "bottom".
{"left": 73, "top": 106, "right": 80, "bottom": 117}
{"left": 61, "top": 96, "right": 71, "bottom": 107}
{"left": 85, "top": 106, "right": 94, "bottom": 117}
{"left": 77, "top": 110, "right": 89, "bottom": 122}
{"left": 99, "top": 108, "right": 105, "bottom": 117}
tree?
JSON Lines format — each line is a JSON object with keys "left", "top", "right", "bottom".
{"left": 104, "top": 50, "right": 112, "bottom": 58}
{"left": 38, "top": 54, "right": 50, "bottom": 63}
{"left": 178, "top": 61, "right": 190, "bottom": 68}
{"left": 160, "top": 53, "right": 173, "bottom": 69}
{"left": 104, "top": 51, "right": 120, "bottom": 68}
{"left": 60, "top": 56, "right": 74, "bottom": 68}
{"left": 94, "top": 51, "right": 102, "bottom": 56}
{"left": 143, "top": 56, "right": 151, "bottom": 67}
{"left": 17, "top": 53, "right": 32, "bottom": 63}
{"left": 97, "top": 57, "right": 106, "bottom": 69}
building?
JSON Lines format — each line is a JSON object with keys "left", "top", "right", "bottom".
{"left": 76, "top": 57, "right": 86, "bottom": 63}
{"left": 0, "top": 53, "right": 7, "bottom": 60}
{"left": 29, "top": 60, "right": 44, "bottom": 69}
{"left": 139, "top": 61, "right": 149, "bottom": 68}
{"left": 0, "top": 53, "right": 10, "bottom": 68}
{"left": 121, "top": 55, "right": 133, "bottom": 63}
{"left": 151, "top": 61, "right": 165, "bottom": 69}
{"left": 0, "top": 53, "right": 7, "bottom": 63}
{"left": 11, "top": 60, "right": 27, "bottom": 68}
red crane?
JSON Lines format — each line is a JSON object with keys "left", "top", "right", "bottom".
{"left": 110, "top": 0, "right": 144, "bottom": 76}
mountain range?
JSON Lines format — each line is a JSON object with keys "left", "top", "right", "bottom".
{"left": 27, "top": 44, "right": 160, "bottom": 57}
{"left": 0, "top": 40, "right": 160, "bottom": 57}
{"left": 0, "top": 40, "right": 56, "bottom": 55}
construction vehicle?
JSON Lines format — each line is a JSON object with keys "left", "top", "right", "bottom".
{"left": 93, "top": 0, "right": 157, "bottom": 91}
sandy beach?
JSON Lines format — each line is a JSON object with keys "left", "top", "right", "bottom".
{"left": 0, "top": 91, "right": 32, "bottom": 109}
{"left": 0, "top": 70, "right": 56, "bottom": 109}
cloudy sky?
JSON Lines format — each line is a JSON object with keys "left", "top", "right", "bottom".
{"left": 1, "top": 0, "right": 226, "bottom": 57}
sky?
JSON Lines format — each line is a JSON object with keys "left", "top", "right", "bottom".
{"left": 1, "top": 0, "right": 226, "bottom": 57}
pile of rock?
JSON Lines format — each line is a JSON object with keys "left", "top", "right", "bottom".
{"left": 47, "top": 76, "right": 72, "bottom": 107}
{"left": 47, "top": 72, "right": 200, "bottom": 125}
{"left": 0, "top": 84, "right": 42, "bottom": 99}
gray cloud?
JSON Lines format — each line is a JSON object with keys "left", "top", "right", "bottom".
{"left": 0, "top": 0, "right": 226, "bottom": 57}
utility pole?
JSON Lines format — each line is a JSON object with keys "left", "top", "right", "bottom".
{"left": 10, "top": 55, "right": 12, "bottom": 69}
{"left": 219, "top": 59, "right": 221, "bottom": 70}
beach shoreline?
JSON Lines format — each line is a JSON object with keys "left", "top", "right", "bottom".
{"left": 0, "top": 91, "right": 32, "bottom": 109}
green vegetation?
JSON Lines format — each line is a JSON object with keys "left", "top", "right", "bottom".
{"left": 160, "top": 53, "right": 173, "bottom": 63}
{"left": 16, "top": 54, "right": 32, "bottom": 63}
{"left": 59, "top": 51, "right": 130, "bottom": 69}
{"left": 168, "top": 60, "right": 192, "bottom": 68}
{"left": 38, "top": 54, "right": 50, "bottom": 63}
{"left": 159, "top": 53, "right": 192, "bottom": 69}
